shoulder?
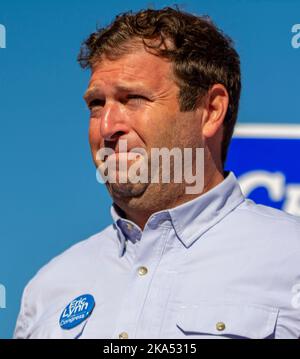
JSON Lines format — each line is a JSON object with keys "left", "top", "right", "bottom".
{"left": 237, "top": 199, "right": 300, "bottom": 231}
{"left": 29, "top": 224, "right": 118, "bottom": 286}
{"left": 230, "top": 199, "right": 300, "bottom": 254}
{"left": 14, "top": 224, "right": 118, "bottom": 338}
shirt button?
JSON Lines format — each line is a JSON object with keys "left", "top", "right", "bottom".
{"left": 126, "top": 223, "right": 133, "bottom": 231}
{"left": 119, "top": 332, "right": 129, "bottom": 339}
{"left": 138, "top": 266, "right": 148, "bottom": 276}
{"left": 216, "top": 322, "right": 226, "bottom": 331}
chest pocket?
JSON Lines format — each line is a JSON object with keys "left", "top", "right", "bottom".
{"left": 176, "top": 302, "right": 279, "bottom": 339}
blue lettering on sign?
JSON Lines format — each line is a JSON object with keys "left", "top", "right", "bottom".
{"left": 227, "top": 138, "right": 300, "bottom": 216}
{"left": 59, "top": 294, "right": 95, "bottom": 330}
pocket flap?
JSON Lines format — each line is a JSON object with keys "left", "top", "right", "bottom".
{"left": 177, "top": 302, "right": 279, "bottom": 339}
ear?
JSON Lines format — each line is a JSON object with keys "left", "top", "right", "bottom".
{"left": 201, "top": 84, "right": 229, "bottom": 138}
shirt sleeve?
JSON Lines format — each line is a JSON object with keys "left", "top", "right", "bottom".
{"left": 14, "top": 282, "right": 33, "bottom": 339}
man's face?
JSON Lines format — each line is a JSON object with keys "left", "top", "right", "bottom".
{"left": 84, "top": 45, "right": 204, "bottom": 206}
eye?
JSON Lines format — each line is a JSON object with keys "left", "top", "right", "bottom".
{"left": 88, "top": 99, "right": 105, "bottom": 109}
{"left": 126, "top": 94, "right": 148, "bottom": 104}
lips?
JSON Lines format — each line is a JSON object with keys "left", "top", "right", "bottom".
{"left": 97, "top": 151, "right": 146, "bottom": 182}
{"left": 102, "top": 147, "right": 145, "bottom": 162}
{"left": 105, "top": 152, "right": 142, "bottom": 163}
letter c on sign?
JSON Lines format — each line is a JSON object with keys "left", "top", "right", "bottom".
{"left": 238, "top": 170, "right": 285, "bottom": 201}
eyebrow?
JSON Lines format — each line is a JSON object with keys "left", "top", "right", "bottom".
{"left": 115, "top": 84, "right": 150, "bottom": 94}
{"left": 83, "top": 87, "right": 102, "bottom": 103}
{"left": 83, "top": 84, "right": 153, "bottom": 103}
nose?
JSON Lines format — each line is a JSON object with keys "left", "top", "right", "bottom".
{"left": 100, "top": 102, "right": 129, "bottom": 142}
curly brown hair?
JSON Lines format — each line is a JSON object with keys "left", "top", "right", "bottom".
{"left": 78, "top": 6, "right": 241, "bottom": 166}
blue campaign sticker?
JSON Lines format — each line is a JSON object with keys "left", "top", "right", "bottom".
{"left": 59, "top": 294, "right": 95, "bottom": 330}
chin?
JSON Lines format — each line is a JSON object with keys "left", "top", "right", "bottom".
{"left": 108, "top": 182, "right": 149, "bottom": 198}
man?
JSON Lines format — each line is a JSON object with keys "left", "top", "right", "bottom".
{"left": 15, "top": 7, "right": 300, "bottom": 339}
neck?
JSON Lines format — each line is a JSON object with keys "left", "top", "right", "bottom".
{"left": 114, "top": 167, "right": 224, "bottom": 230}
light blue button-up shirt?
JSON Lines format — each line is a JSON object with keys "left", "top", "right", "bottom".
{"left": 14, "top": 172, "right": 300, "bottom": 339}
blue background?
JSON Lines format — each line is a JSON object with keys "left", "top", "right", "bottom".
{"left": 0, "top": 0, "right": 299, "bottom": 338}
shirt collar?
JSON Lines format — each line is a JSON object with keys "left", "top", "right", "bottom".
{"left": 111, "top": 171, "right": 245, "bottom": 255}
{"left": 110, "top": 204, "right": 142, "bottom": 256}
{"left": 168, "top": 171, "right": 245, "bottom": 247}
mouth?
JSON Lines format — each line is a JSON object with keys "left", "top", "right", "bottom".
{"left": 97, "top": 151, "right": 147, "bottom": 185}
{"left": 97, "top": 151, "right": 145, "bottom": 177}
{"left": 102, "top": 148, "right": 145, "bottom": 163}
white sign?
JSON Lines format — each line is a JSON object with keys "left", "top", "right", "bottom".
{"left": 238, "top": 170, "right": 300, "bottom": 216}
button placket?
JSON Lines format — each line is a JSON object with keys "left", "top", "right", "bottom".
{"left": 112, "top": 226, "right": 170, "bottom": 339}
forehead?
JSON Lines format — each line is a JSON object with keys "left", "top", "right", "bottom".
{"left": 88, "top": 48, "right": 174, "bottom": 91}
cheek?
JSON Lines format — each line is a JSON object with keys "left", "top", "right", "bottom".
{"left": 88, "top": 117, "right": 101, "bottom": 148}
{"left": 141, "top": 109, "right": 174, "bottom": 146}
{"left": 169, "top": 115, "right": 202, "bottom": 149}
